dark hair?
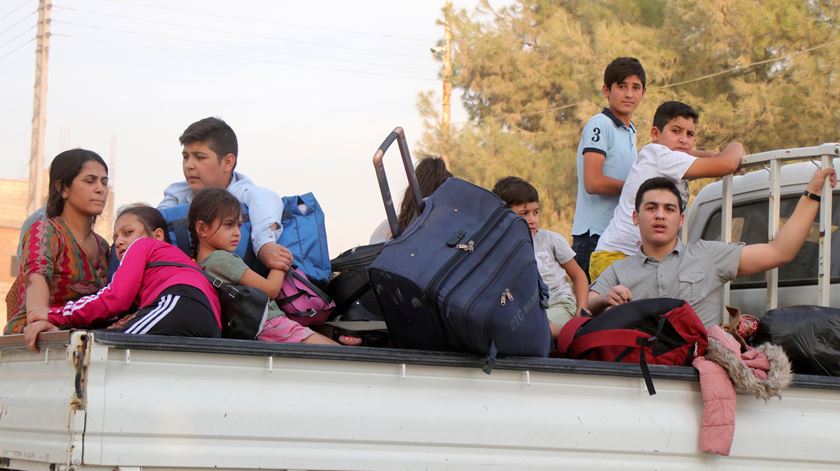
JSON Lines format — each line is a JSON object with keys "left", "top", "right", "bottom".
{"left": 397, "top": 156, "right": 453, "bottom": 232}
{"left": 652, "top": 101, "right": 699, "bottom": 131}
{"left": 179, "top": 117, "right": 239, "bottom": 170}
{"left": 603, "top": 57, "right": 646, "bottom": 90}
{"left": 492, "top": 176, "right": 539, "bottom": 207}
{"left": 188, "top": 188, "right": 242, "bottom": 258}
{"left": 46, "top": 149, "right": 108, "bottom": 218}
{"left": 634, "top": 177, "right": 685, "bottom": 214}
{"left": 116, "top": 204, "right": 170, "bottom": 243}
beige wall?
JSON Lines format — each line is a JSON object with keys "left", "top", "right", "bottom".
{"left": 0, "top": 179, "right": 30, "bottom": 332}
{"left": 0, "top": 178, "right": 114, "bottom": 332}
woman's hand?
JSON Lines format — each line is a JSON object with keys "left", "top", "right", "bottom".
{"left": 23, "top": 320, "right": 58, "bottom": 352}
{"left": 26, "top": 306, "right": 50, "bottom": 324}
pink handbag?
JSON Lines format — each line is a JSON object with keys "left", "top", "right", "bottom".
{"left": 276, "top": 267, "right": 335, "bottom": 327}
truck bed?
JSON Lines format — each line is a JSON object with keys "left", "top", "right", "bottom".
{"left": 2, "top": 330, "right": 839, "bottom": 470}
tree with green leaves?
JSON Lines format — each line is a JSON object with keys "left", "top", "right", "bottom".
{"left": 418, "top": 0, "right": 839, "bottom": 235}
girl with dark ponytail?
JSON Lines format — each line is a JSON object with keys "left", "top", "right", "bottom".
{"left": 188, "top": 188, "right": 343, "bottom": 345}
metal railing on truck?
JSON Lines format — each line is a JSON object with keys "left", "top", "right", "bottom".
{"left": 717, "top": 143, "right": 838, "bottom": 323}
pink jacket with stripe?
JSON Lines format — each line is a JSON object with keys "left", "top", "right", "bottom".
{"left": 48, "top": 237, "right": 221, "bottom": 329}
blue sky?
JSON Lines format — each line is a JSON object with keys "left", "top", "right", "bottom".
{"left": 0, "top": 0, "right": 477, "bottom": 254}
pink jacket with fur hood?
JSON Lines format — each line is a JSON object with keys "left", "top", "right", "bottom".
{"left": 692, "top": 326, "right": 792, "bottom": 456}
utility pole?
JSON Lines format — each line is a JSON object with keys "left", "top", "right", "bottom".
{"left": 27, "top": 0, "right": 52, "bottom": 215}
{"left": 441, "top": 1, "right": 452, "bottom": 132}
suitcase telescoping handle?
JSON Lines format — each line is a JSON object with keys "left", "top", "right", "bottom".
{"left": 372, "top": 126, "right": 424, "bottom": 238}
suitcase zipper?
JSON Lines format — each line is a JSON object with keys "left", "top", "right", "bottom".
{"left": 440, "top": 217, "right": 519, "bottom": 313}
{"left": 437, "top": 217, "right": 520, "bottom": 347}
{"left": 500, "top": 289, "right": 513, "bottom": 306}
{"left": 426, "top": 206, "right": 510, "bottom": 305}
{"left": 468, "top": 240, "right": 529, "bottom": 314}
{"left": 465, "top": 239, "right": 531, "bottom": 350}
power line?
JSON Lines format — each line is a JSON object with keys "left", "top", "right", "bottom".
{"left": 53, "top": 4, "right": 431, "bottom": 60}
{"left": 0, "top": 24, "right": 35, "bottom": 49}
{"left": 0, "top": 8, "right": 36, "bottom": 37}
{"left": 54, "top": 33, "right": 438, "bottom": 82}
{"left": 0, "top": 0, "right": 33, "bottom": 23}
{"left": 453, "top": 37, "right": 840, "bottom": 124}
{"left": 67, "top": 0, "right": 431, "bottom": 43}
{"left": 656, "top": 39, "right": 840, "bottom": 89}
{"left": 54, "top": 20, "right": 438, "bottom": 73}
{"left": 0, "top": 35, "right": 33, "bottom": 61}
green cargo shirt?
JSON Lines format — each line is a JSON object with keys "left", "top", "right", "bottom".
{"left": 590, "top": 239, "right": 744, "bottom": 327}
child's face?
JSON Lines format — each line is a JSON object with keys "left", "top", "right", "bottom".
{"left": 198, "top": 215, "right": 241, "bottom": 253}
{"left": 113, "top": 214, "right": 153, "bottom": 261}
{"left": 602, "top": 74, "right": 645, "bottom": 119}
{"left": 509, "top": 202, "right": 540, "bottom": 236}
{"left": 182, "top": 141, "right": 235, "bottom": 192}
{"left": 650, "top": 116, "right": 697, "bottom": 153}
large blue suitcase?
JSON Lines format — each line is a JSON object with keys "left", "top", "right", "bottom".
{"left": 367, "top": 128, "right": 551, "bottom": 370}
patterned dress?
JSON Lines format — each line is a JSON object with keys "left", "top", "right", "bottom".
{"left": 4, "top": 217, "right": 109, "bottom": 335}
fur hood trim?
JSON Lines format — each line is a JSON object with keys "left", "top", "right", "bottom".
{"left": 704, "top": 340, "right": 793, "bottom": 400}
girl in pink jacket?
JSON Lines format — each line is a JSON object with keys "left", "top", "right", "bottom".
{"left": 26, "top": 205, "right": 222, "bottom": 342}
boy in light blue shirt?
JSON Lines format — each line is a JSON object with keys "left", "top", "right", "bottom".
{"left": 571, "top": 57, "right": 646, "bottom": 281}
{"left": 158, "top": 117, "right": 292, "bottom": 273}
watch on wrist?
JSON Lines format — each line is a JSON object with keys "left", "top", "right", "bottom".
{"left": 803, "top": 190, "right": 821, "bottom": 202}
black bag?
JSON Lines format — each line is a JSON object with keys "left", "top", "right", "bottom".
{"left": 317, "top": 320, "right": 391, "bottom": 347}
{"left": 367, "top": 128, "right": 551, "bottom": 371}
{"left": 324, "top": 243, "right": 390, "bottom": 346}
{"left": 213, "top": 279, "right": 270, "bottom": 339}
{"left": 753, "top": 305, "right": 840, "bottom": 376}
{"left": 326, "top": 243, "right": 385, "bottom": 321}
{"left": 148, "top": 262, "right": 269, "bottom": 340}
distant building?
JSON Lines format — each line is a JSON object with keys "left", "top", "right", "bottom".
{"left": 0, "top": 174, "right": 114, "bottom": 332}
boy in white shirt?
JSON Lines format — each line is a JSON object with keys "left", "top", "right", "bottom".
{"left": 589, "top": 101, "right": 745, "bottom": 280}
{"left": 493, "top": 177, "right": 589, "bottom": 337}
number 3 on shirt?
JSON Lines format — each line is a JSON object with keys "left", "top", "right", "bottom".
{"left": 591, "top": 127, "right": 601, "bottom": 142}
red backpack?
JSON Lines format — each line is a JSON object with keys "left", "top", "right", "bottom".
{"left": 557, "top": 298, "right": 707, "bottom": 395}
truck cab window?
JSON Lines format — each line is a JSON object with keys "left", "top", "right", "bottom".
{"left": 701, "top": 194, "right": 840, "bottom": 286}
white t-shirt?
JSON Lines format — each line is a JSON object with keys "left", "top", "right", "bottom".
{"left": 533, "top": 229, "right": 576, "bottom": 306}
{"left": 595, "top": 143, "right": 697, "bottom": 255}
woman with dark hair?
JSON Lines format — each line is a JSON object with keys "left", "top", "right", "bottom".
{"left": 370, "top": 156, "right": 453, "bottom": 242}
{"left": 5, "top": 149, "right": 111, "bottom": 335}
{"left": 396, "top": 156, "right": 453, "bottom": 232}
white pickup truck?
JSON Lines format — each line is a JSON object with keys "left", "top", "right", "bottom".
{"left": 1, "top": 144, "right": 839, "bottom": 471}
